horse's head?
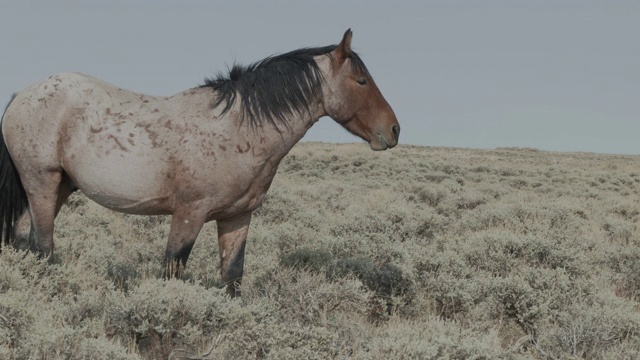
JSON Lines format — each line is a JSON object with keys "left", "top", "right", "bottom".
{"left": 322, "top": 29, "right": 400, "bottom": 151}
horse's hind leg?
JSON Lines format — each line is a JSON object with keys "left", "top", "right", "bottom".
{"left": 12, "top": 212, "right": 31, "bottom": 251}
{"left": 21, "top": 170, "right": 72, "bottom": 256}
{"left": 15, "top": 174, "right": 75, "bottom": 252}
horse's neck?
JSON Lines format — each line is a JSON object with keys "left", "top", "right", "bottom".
{"left": 254, "top": 98, "right": 324, "bottom": 161}
{"left": 261, "top": 55, "right": 331, "bottom": 159}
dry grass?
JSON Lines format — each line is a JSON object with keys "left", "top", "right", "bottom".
{"left": 3, "top": 142, "right": 640, "bottom": 359}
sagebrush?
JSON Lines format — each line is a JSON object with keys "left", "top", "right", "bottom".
{"left": 2, "top": 142, "right": 640, "bottom": 359}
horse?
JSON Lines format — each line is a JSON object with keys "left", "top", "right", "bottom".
{"left": 0, "top": 29, "right": 399, "bottom": 296}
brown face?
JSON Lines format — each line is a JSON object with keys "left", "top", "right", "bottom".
{"left": 324, "top": 29, "right": 400, "bottom": 151}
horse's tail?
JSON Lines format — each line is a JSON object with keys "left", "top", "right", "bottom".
{"left": 0, "top": 94, "right": 28, "bottom": 248}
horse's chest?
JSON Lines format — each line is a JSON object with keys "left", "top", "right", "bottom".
{"left": 204, "top": 157, "right": 279, "bottom": 215}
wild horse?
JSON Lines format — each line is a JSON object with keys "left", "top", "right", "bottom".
{"left": 0, "top": 29, "right": 399, "bottom": 296}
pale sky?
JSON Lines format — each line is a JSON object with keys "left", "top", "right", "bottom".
{"left": 1, "top": 1, "right": 639, "bottom": 154}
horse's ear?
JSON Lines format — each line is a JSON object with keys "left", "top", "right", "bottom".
{"left": 335, "top": 28, "right": 352, "bottom": 62}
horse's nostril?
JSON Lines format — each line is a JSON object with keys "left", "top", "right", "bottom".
{"left": 391, "top": 125, "right": 400, "bottom": 140}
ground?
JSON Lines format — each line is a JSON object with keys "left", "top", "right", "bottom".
{"left": 2, "top": 142, "right": 640, "bottom": 359}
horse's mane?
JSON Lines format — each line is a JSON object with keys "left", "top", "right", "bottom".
{"left": 201, "top": 44, "right": 368, "bottom": 131}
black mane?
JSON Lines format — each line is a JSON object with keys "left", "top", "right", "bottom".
{"left": 201, "top": 45, "right": 368, "bottom": 131}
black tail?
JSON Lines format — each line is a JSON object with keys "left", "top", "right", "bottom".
{"left": 0, "top": 94, "right": 28, "bottom": 247}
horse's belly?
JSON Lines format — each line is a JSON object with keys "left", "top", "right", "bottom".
{"left": 65, "top": 157, "right": 171, "bottom": 215}
{"left": 84, "top": 191, "right": 170, "bottom": 215}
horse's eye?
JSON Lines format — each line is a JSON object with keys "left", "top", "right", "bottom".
{"left": 356, "top": 78, "right": 367, "bottom": 86}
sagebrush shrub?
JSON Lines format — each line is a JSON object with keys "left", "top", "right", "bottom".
{"left": 106, "top": 278, "right": 249, "bottom": 359}
{"left": 327, "top": 256, "right": 413, "bottom": 298}
{"left": 279, "top": 247, "right": 333, "bottom": 272}
{"left": 4, "top": 143, "right": 640, "bottom": 358}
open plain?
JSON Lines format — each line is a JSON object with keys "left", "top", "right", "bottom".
{"left": 2, "top": 142, "right": 640, "bottom": 359}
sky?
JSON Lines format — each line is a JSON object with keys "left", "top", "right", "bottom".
{"left": 1, "top": 1, "right": 639, "bottom": 154}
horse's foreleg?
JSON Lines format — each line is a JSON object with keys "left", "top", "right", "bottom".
{"left": 216, "top": 212, "right": 252, "bottom": 297}
{"left": 163, "top": 210, "right": 206, "bottom": 279}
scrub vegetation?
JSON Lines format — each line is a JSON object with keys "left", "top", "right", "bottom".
{"left": 2, "top": 142, "right": 640, "bottom": 359}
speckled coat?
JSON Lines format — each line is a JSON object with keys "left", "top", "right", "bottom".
{"left": 0, "top": 30, "right": 399, "bottom": 296}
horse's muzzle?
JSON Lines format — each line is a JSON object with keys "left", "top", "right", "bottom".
{"left": 371, "top": 124, "right": 400, "bottom": 151}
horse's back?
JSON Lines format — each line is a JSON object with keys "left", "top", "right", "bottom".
{"left": 4, "top": 73, "right": 148, "bottom": 129}
{"left": 3, "top": 73, "right": 147, "bottom": 161}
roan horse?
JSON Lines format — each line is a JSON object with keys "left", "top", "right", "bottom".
{"left": 0, "top": 29, "right": 399, "bottom": 296}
